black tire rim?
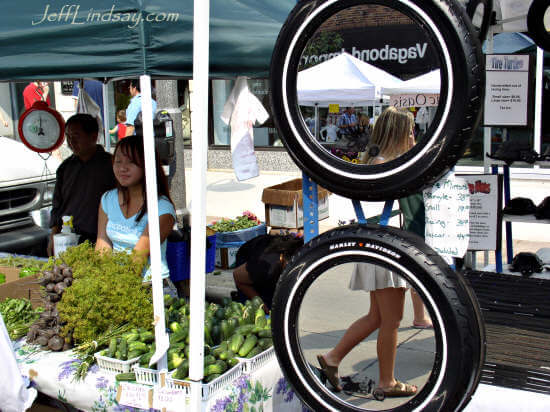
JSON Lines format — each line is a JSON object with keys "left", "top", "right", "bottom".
{"left": 271, "top": 225, "right": 485, "bottom": 411}
{"left": 270, "top": 0, "right": 483, "bottom": 200}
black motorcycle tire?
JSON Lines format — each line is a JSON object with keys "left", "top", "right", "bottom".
{"left": 270, "top": 0, "right": 484, "bottom": 201}
{"left": 463, "top": 0, "right": 493, "bottom": 42}
{"left": 271, "top": 224, "right": 486, "bottom": 411}
{"left": 527, "top": 0, "right": 550, "bottom": 52}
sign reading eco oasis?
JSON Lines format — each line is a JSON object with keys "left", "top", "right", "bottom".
{"left": 484, "top": 54, "right": 530, "bottom": 126}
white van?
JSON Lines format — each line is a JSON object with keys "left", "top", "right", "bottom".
{"left": 0, "top": 136, "right": 60, "bottom": 256}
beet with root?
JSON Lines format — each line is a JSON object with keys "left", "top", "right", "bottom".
{"left": 48, "top": 335, "right": 64, "bottom": 351}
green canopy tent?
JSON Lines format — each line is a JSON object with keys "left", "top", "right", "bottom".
{"left": 0, "top": 2, "right": 296, "bottom": 401}
{"left": 0, "top": 0, "right": 295, "bottom": 81}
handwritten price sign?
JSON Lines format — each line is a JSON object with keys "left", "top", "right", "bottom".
{"left": 153, "top": 387, "right": 189, "bottom": 411}
{"left": 116, "top": 382, "right": 152, "bottom": 409}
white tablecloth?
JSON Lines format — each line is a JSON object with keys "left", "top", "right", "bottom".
{"left": 14, "top": 340, "right": 308, "bottom": 411}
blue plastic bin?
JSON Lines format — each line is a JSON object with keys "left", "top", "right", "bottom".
{"left": 167, "top": 234, "right": 216, "bottom": 281}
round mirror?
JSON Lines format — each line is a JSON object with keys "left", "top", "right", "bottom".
{"left": 271, "top": 225, "right": 485, "bottom": 411}
{"left": 528, "top": 0, "right": 550, "bottom": 52}
{"left": 297, "top": 3, "right": 442, "bottom": 166}
{"left": 270, "top": 0, "right": 483, "bottom": 201}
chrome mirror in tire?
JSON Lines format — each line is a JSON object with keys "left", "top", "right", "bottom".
{"left": 270, "top": 0, "right": 484, "bottom": 201}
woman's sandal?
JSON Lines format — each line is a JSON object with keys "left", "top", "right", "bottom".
{"left": 377, "top": 380, "right": 417, "bottom": 398}
{"left": 412, "top": 321, "right": 433, "bottom": 329}
{"left": 316, "top": 354, "right": 342, "bottom": 392}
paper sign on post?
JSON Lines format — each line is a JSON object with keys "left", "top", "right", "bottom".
{"left": 423, "top": 172, "right": 470, "bottom": 263}
{"left": 328, "top": 104, "right": 340, "bottom": 113}
{"left": 116, "top": 382, "right": 153, "bottom": 409}
{"left": 153, "top": 387, "right": 190, "bottom": 411}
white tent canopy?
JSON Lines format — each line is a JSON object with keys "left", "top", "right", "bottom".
{"left": 297, "top": 52, "right": 403, "bottom": 107}
{"left": 382, "top": 69, "right": 441, "bottom": 95}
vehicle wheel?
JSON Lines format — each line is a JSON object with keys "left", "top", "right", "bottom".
{"left": 270, "top": 0, "right": 484, "bottom": 201}
{"left": 271, "top": 224, "right": 485, "bottom": 411}
{"left": 460, "top": 0, "right": 493, "bottom": 42}
{"left": 527, "top": 0, "right": 550, "bottom": 52}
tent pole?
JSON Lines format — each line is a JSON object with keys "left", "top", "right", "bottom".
{"left": 189, "top": 0, "right": 209, "bottom": 407}
{"left": 314, "top": 104, "right": 319, "bottom": 140}
{"left": 534, "top": 46, "right": 543, "bottom": 164}
{"left": 102, "top": 81, "right": 110, "bottom": 151}
{"left": 140, "top": 74, "right": 169, "bottom": 371}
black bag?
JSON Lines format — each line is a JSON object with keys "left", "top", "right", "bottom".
{"left": 510, "top": 252, "right": 544, "bottom": 277}
{"left": 535, "top": 197, "right": 550, "bottom": 220}
{"left": 486, "top": 140, "right": 539, "bottom": 165}
{"left": 502, "top": 197, "right": 537, "bottom": 215}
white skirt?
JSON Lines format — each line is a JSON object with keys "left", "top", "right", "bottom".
{"left": 349, "top": 263, "right": 408, "bottom": 292}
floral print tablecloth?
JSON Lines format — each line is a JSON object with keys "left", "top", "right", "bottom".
{"left": 14, "top": 340, "right": 309, "bottom": 412}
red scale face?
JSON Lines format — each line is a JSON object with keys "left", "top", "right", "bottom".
{"left": 18, "top": 101, "right": 65, "bottom": 153}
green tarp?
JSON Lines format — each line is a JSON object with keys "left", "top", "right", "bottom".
{"left": 0, "top": 0, "right": 295, "bottom": 81}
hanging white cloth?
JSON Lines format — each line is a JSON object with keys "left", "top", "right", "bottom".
{"left": 221, "top": 77, "right": 269, "bottom": 181}
{"left": 0, "top": 315, "right": 37, "bottom": 412}
{"left": 77, "top": 86, "right": 104, "bottom": 140}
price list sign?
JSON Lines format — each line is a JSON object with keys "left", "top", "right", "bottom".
{"left": 484, "top": 54, "right": 530, "bottom": 126}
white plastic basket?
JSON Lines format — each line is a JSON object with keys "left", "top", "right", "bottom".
{"left": 166, "top": 362, "right": 243, "bottom": 400}
{"left": 94, "top": 351, "right": 140, "bottom": 374}
{"left": 133, "top": 366, "right": 178, "bottom": 386}
{"left": 237, "top": 346, "right": 275, "bottom": 373}
{"left": 133, "top": 366, "right": 160, "bottom": 385}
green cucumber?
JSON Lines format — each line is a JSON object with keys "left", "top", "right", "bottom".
{"left": 127, "top": 350, "right": 143, "bottom": 360}
{"left": 258, "top": 338, "right": 273, "bottom": 350}
{"left": 128, "top": 341, "right": 148, "bottom": 353}
{"left": 229, "top": 334, "right": 245, "bottom": 353}
{"left": 119, "top": 338, "right": 128, "bottom": 360}
{"left": 218, "top": 350, "right": 235, "bottom": 361}
{"left": 204, "top": 355, "right": 217, "bottom": 366}
{"left": 107, "top": 338, "right": 117, "bottom": 358}
{"left": 115, "top": 372, "right": 136, "bottom": 382}
{"left": 257, "top": 329, "right": 272, "bottom": 338}
{"left": 139, "top": 331, "right": 154, "bottom": 343}
{"left": 238, "top": 334, "right": 258, "bottom": 357}
{"left": 246, "top": 346, "right": 263, "bottom": 359}
{"left": 235, "top": 324, "right": 255, "bottom": 335}
{"left": 204, "top": 373, "right": 221, "bottom": 383}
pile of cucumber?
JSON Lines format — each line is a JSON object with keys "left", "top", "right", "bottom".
{"left": 164, "top": 295, "right": 273, "bottom": 383}
{"left": 99, "top": 328, "right": 154, "bottom": 361}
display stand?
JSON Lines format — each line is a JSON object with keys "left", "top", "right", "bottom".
{"left": 302, "top": 176, "right": 395, "bottom": 243}
{"left": 488, "top": 160, "right": 550, "bottom": 272}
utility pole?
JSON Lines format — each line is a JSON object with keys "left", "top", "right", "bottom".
{"left": 156, "top": 80, "right": 188, "bottom": 226}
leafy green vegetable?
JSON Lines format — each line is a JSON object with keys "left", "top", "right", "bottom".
{"left": 56, "top": 243, "right": 154, "bottom": 344}
{"left": 210, "top": 211, "right": 261, "bottom": 233}
{"left": 0, "top": 298, "right": 43, "bottom": 340}
{"left": 0, "top": 256, "right": 48, "bottom": 271}
{"left": 0, "top": 273, "right": 5, "bottom": 284}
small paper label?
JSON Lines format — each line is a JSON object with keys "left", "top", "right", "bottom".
{"left": 153, "top": 387, "right": 189, "bottom": 411}
{"left": 328, "top": 104, "right": 340, "bottom": 113}
{"left": 116, "top": 382, "right": 152, "bottom": 409}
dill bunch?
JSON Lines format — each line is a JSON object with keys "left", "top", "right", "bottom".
{"left": 57, "top": 243, "right": 153, "bottom": 344}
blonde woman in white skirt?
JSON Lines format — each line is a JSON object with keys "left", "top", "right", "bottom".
{"left": 317, "top": 107, "right": 418, "bottom": 398}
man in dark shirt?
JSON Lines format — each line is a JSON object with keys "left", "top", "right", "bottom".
{"left": 47, "top": 114, "right": 116, "bottom": 256}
